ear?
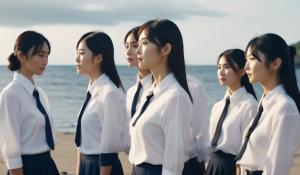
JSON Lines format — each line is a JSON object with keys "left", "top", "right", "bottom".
{"left": 239, "top": 68, "right": 246, "bottom": 77}
{"left": 16, "top": 51, "right": 26, "bottom": 63}
{"left": 161, "top": 43, "right": 172, "bottom": 57}
{"left": 93, "top": 54, "right": 103, "bottom": 64}
{"left": 271, "top": 57, "right": 282, "bottom": 71}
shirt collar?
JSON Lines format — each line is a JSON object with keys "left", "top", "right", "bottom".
{"left": 13, "top": 72, "right": 36, "bottom": 95}
{"left": 88, "top": 73, "right": 109, "bottom": 98}
{"left": 139, "top": 73, "right": 153, "bottom": 89}
{"left": 224, "top": 87, "right": 247, "bottom": 105}
{"left": 151, "top": 73, "right": 176, "bottom": 98}
{"left": 260, "top": 84, "right": 285, "bottom": 107}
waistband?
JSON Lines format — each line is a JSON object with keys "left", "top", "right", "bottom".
{"left": 245, "top": 169, "right": 263, "bottom": 175}
{"left": 21, "top": 151, "right": 51, "bottom": 160}
{"left": 212, "top": 150, "right": 236, "bottom": 160}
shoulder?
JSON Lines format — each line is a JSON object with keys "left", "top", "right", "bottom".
{"left": 1, "top": 82, "right": 21, "bottom": 100}
{"left": 240, "top": 92, "right": 258, "bottom": 109}
{"left": 276, "top": 93, "right": 299, "bottom": 116}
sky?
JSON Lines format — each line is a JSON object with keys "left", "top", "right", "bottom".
{"left": 0, "top": 0, "right": 299, "bottom": 65}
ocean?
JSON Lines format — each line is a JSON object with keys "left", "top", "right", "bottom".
{"left": 1, "top": 65, "right": 299, "bottom": 132}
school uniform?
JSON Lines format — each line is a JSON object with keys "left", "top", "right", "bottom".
{"left": 237, "top": 85, "right": 300, "bottom": 175}
{"left": 182, "top": 75, "right": 210, "bottom": 175}
{"left": 0, "top": 72, "right": 59, "bottom": 175}
{"left": 207, "top": 87, "right": 257, "bottom": 175}
{"left": 75, "top": 74, "right": 126, "bottom": 175}
{"left": 129, "top": 73, "right": 193, "bottom": 175}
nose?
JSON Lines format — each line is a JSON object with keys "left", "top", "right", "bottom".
{"left": 136, "top": 43, "right": 142, "bottom": 56}
{"left": 244, "top": 60, "right": 250, "bottom": 71}
{"left": 76, "top": 54, "right": 80, "bottom": 63}
{"left": 126, "top": 47, "right": 131, "bottom": 56}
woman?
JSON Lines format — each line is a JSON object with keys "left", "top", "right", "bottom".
{"left": 0, "top": 31, "right": 59, "bottom": 175}
{"left": 207, "top": 49, "right": 258, "bottom": 175}
{"left": 128, "top": 19, "right": 193, "bottom": 175}
{"left": 124, "top": 26, "right": 152, "bottom": 119}
{"left": 236, "top": 33, "right": 300, "bottom": 175}
{"left": 75, "top": 31, "right": 126, "bottom": 175}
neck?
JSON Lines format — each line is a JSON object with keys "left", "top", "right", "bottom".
{"left": 261, "top": 77, "right": 280, "bottom": 95}
{"left": 151, "top": 62, "right": 170, "bottom": 86}
{"left": 88, "top": 69, "right": 102, "bottom": 85}
{"left": 228, "top": 83, "right": 242, "bottom": 95}
{"left": 18, "top": 69, "right": 34, "bottom": 84}
{"left": 137, "top": 68, "right": 151, "bottom": 79}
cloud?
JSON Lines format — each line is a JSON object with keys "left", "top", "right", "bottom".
{"left": 0, "top": 0, "right": 226, "bottom": 27}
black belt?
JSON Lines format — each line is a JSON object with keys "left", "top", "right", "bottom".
{"left": 245, "top": 169, "right": 263, "bottom": 175}
{"left": 136, "top": 162, "right": 162, "bottom": 169}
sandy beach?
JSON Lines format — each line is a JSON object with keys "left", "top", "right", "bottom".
{"left": 1, "top": 132, "right": 300, "bottom": 175}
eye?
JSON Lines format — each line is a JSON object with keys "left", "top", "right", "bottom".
{"left": 224, "top": 65, "right": 231, "bottom": 69}
{"left": 217, "top": 65, "right": 222, "bottom": 69}
{"left": 133, "top": 43, "right": 139, "bottom": 48}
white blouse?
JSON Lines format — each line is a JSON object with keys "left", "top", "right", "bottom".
{"left": 78, "top": 74, "right": 128, "bottom": 155}
{"left": 0, "top": 73, "right": 57, "bottom": 169}
{"left": 209, "top": 87, "right": 258, "bottom": 155}
{"left": 186, "top": 75, "right": 210, "bottom": 161}
{"left": 237, "top": 85, "right": 300, "bottom": 175}
{"left": 126, "top": 73, "right": 153, "bottom": 118}
{"left": 129, "top": 73, "right": 193, "bottom": 175}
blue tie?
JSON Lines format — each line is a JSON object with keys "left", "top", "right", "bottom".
{"left": 235, "top": 103, "right": 264, "bottom": 161}
{"left": 33, "top": 89, "right": 55, "bottom": 150}
{"left": 211, "top": 96, "right": 230, "bottom": 149}
{"left": 75, "top": 91, "right": 91, "bottom": 147}
{"left": 131, "top": 82, "right": 142, "bottom": 118}
{"left": 132, "top": 92, "right": 154, "bottom": 126}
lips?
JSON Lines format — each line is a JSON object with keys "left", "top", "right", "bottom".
{"left": 76, "top": 65, "right": 81, "bottom": 69}
{"left": 137, "top": 56, "right": 143, "bottom": 62}
{"left": 219, "top": 77, "right": 226, "bottom": 82}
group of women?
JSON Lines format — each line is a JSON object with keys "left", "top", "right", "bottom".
{"left": 0, "top": 18, "right": 299, "bottom": 175}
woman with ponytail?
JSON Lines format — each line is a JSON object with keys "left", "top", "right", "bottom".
{"left": 74, "top": 31, "right": 126, "bottom": 175}
{"left": 0, "top": 31, "right": 59, "bottom": 175}
{"left": 236, "top": 33, "right": 300, "bottom": 175}
{"left": 206, "top": 49, "right": 258, "bottom": 175}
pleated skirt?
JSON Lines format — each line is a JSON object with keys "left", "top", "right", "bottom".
{"left": 6, "top": 151, "right": 59, "bottom": 175}
{"left": 182, "top": 157, "right": 205, "bottom": 175}
{"left": 132, "top": 162, "right": 162, "bottom": 175}
{"left": 79, "top": 153, "right": 124, "bottom": 175}
{"left": 206, "top": 150, "right": 236, "bottom": 175}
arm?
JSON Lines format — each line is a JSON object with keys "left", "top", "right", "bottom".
{"left": 100, "top": 90, "right": 127, "bottom": 173}
{"left": 161, "top": 94, "right": 193, "bottom": 175}
{"left": 264, "top": 111, "right": 300, "bottom": 175}
{"left": 76, "top": 151, "right": 80, "bottom": 175}
{"left": 0, "top": 91, "right": 23, "bottom": 170}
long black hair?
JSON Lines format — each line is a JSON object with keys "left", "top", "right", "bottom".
{"left": 138, "top": 19, "right": 193, "bottom": 102}
{"left": 218, "top": 49, "right": 257, "bottom": 99}
{"left": 8, "top": 31, "right": 50, "bottom": 71}
{"left": 246, "top": 33, "right": 300, "bottom": 112}
{"left": 77, "top": 32, "right": 124, "bottom": 90}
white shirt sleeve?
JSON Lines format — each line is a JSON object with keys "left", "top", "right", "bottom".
{"left": 264, "top": 112, "right": 300, "bottom": 175}
{"left": 161, "top": 94, "right": 192, "bottom": 175}
{"left": 0, "top": 90, "right": 23, "bottom": 169}
{"left": 100, "top": 90, "right": 127, "bottom": 153}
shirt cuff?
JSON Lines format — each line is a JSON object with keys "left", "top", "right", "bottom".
{"left": 100, "top": 153, "right": 118, "bottom": 166}
{"left": 162, "top": 168, "right": 176, "bottom": 175}
{"left": 6, "top": 157, "right": 23, "bottom": 169}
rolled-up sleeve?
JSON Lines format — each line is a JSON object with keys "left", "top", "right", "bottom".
{"left": 100, "top": 90, "right": 127, "bottom": 165}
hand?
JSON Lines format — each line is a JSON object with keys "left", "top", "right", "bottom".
{"left": 9, "top": 168, "right": 24, "bottom": 175}
{"left": 236, "top": 164, "right": 241, "bottom": 175}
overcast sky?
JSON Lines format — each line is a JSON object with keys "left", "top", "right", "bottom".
{"left": 0, "top": 0, "right": 299, "bottom": 65}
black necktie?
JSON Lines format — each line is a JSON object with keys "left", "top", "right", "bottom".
{"left": 33, "top": 89, "right": 55, "bottom": 150}
{"left": 235, "top": 103, "right": 264, "bottom": 161}
{"left": 211, "top": 96, "right": 230, "bottom": 149}
{"left": 75, "top": 91, "right": 91, "bottom": 147}
{"left": 131, "top": 82, "right": 142, "bottom": 118}
{"left": 132, "top": 92, "right": 154, "bottom": 127}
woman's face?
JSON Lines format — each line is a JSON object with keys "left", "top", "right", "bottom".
{"left": 125, "top": 33, "right": 139, "bottom": 67}
{"left": 20, "top": 42, "right": 49, "bottom": 76}
{"left": 136, "top": 30, "right": 162, "bottom": 70}
{"left": 76, "top": 40, "right": 98, "bottom": 75}
{"left": 245, "top": 48, "right": 271, "bottom": 84}
{"left": 217, "top": 56, "right": 242, "bottom": 88}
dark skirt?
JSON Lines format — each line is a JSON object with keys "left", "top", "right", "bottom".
{"left": 100, "top": 155, "right": 124, "bottom": 175}
{"left": 182, "top": 157, "right": 205, "bottom": 175}
{"left": 7, "top": 151, "right": 59, "bottom": 175}
{"left": 79, "top": 153, "right": 100, "bottom": 175}
{"left": 132, "top": 162, "right": 162, "bottom": 175}
{"left": 79, "top": 153, "right": 124, "bottom": 175}
{"left": 206, "top": 150, "right": 236, "bottom": 175}
{"left": 245, "top": 169, "right": 263, "bottom": 175}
